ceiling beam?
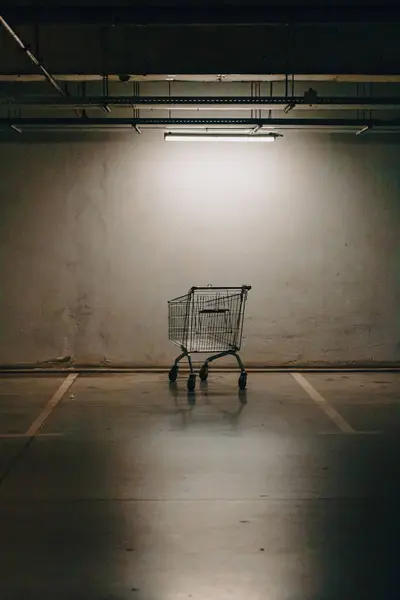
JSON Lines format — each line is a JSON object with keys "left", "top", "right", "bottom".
{"left": 2, "top": 117, "right": 400, "bottom": 128}
{"left": 1, "top": 5, "right": 399, "bottom": 25}
{"left": 3, "top": 95, "right": 400, "bottom": 111}
{"left": 1, "top": 74, "right": 400, "bottom": 83}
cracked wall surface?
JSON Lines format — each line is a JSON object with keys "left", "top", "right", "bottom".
{"left": 0, "top": 130, "right": 399, "bottom": 367}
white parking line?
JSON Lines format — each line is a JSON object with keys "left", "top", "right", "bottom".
{"left": 291, "top": 372, "right": 355, "bottom": 433}
{"left": 25, "top": 373, "right": 78, "bottom": 437}
{"left": 0, "top": 433, "right": 63, "bottom": 439}
{"left": 318, "top": 430, "right": 382, "bottom": 436}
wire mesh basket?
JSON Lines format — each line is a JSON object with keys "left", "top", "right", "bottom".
{"left": 168, "top": 285, "right": 251, "bottom": 391}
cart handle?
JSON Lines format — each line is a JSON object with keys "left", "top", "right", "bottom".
{"left": 199, "top": 308, "right": 230, "bottom": 314}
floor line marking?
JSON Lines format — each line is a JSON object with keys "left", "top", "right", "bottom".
{"left": 0, "top": 433, "right": 63, "bottom": 439}
{"left": 291, "top": 372, "right": 355, "bottom": 433}
{"left": 318, "top": 431, "right": 382, "bottom": 436}
{"left": 26, "top": 374, "right": 78, "bottom": 437}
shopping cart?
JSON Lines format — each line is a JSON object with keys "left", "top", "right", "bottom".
{"left": 168, "top": 285, "right": 252, "bottom": 391}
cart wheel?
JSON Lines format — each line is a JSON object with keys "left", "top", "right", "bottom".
{"left": 238, "top": 372, "right": 247, "bottom": 390}
{"left": 169, "top": 366, "right": 178, "bottom": 382}
{"left": 199, "top": 364, "right": 209, "bottom": 381}
{"left": 187, "top": 374, "right": 196, "bottom": 392}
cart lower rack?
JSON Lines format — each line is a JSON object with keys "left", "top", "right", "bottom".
{"left": 168, "top": 285, "right": 251, "bottom": 391}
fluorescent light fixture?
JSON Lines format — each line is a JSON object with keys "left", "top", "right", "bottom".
{"left": 164, "top": 128, "right": 255, "bottom": 134}
{"left": 164, "top": 133, "right": 278, "bottom": 142}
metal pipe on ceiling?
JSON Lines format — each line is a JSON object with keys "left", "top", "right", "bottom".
{"left": 1, "top": 74, "right": 400, "bottom": 84}
{"left": 2, "top": 117, "right": 399, "bottom": 129}
{"left": 3, "top": 96, "right": 400, "bottom": 111}
{"left": 0, "top": 15, "right": 66, "bottom": 97}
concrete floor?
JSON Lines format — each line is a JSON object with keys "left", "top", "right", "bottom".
{"left": 0, "top": 372, "right": 399, "bottom": 599}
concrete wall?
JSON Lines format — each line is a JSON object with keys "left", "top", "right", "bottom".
{"left": 0, "top": 131, "right": 399, "bottom": 367}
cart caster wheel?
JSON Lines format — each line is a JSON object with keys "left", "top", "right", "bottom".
{"left": 238, "top": 372, "right": 247, "bottom": 390}
{"left": 187, "top": 374, "right": 196, "bottom": 392}
{"left": 199, "top": 364, "right": 209, "bottom": 381}
{"left": 169, "top": 366, "right": 178, "bottom": 382}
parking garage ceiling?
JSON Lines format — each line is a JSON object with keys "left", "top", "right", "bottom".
{"left": 3, "top": 3, "right": 400, "bottom": 24}
{"left": 0, "top": 3, "right": 399, "bottom": 133}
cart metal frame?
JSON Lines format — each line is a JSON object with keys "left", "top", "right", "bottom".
{"left": 168, "top": 285, "right": 251, "bottom": 391}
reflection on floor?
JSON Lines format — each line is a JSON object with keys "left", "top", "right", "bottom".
{"left": 0, "top": 372, "right": 399, "bottom": 599}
